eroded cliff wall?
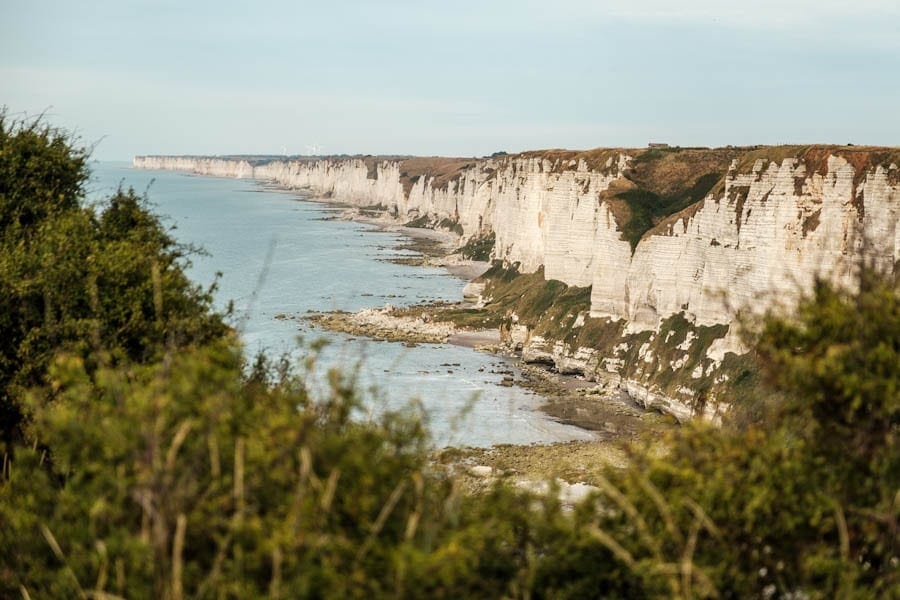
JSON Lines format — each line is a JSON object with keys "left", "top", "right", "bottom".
{"left": 134, "top": 147, "right": 900, "bottom": 419}
{"left": 134, "top": 153, "right": 631, "bottom": 285}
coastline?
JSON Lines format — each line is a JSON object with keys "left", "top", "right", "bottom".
{"left": 295, "top": 202, "right": 660, "bottom": 441}
{"left": 141, "top": 165, "right": 665, "bottom": 479}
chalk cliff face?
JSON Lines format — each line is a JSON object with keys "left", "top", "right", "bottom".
{"left": 134, "top": 148, "right": 900, "bottom": 419}
{"left": 135, "top": 154, "right": 631, "bottom": 286}
{"left": 600, "top": 156, "right": 899, "bottom": 346}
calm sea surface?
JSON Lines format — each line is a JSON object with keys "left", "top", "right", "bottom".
{"left": 88, "top": 161, "right": 593, "bottom": 447}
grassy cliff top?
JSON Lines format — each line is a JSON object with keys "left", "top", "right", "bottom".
{"left": 138, "top": 146, "right": 900, "bottom": 245}
{"left": 140, "top": 145, "right": 900, "bottom": 182}
{"left": 512, "top": 145, "right": 900, "bottom": 251}
{"left": 615, "top": 145, "right": 900, "bottom": 251}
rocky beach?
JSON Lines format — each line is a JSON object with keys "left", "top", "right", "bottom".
{"left": 301, "top": 208, "right": 673, "bottom": 489}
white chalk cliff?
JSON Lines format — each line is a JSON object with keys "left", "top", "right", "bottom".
{"left": 134, "top": 150, "right": 900, "bottom": 419}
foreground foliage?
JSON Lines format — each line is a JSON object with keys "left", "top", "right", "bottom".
{"left": 3, "top": 344, "right": 526, "bottom": 597}
{"left": 0, "top": 113, "right": 226, "bottom": 450}
{"left": 0, "top": 115, "right": 897, "bottom": 598}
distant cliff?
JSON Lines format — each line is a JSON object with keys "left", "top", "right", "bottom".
{"left": 135, "top": 146, "right": 900, "bottom": 420}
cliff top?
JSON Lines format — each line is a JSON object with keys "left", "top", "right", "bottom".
{"left": 626, "top": 145, "right": 900, "bottom": 250}
{"left": 136, "top": 147, "right": 900, "bottom": 242}
{"left": 137, "top": 144, "right": 900, "bottom": 183}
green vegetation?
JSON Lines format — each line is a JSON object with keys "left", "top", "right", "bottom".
{"left": 0, "top": 114, "right": 226, "bottom": 450}
{"left": 396, "top": 157, "right": 474, "bottom": 195}
{"left": 594, "top": 271, "right": 900, "bottom": 596}
{"left": 403, "top": 214, "right": 430, "bottom": 228}
{"left": 608, "top": 147, "right": 750, "bottom": 251}
{"left": 428, "top": 263, "right": 625, "bottom": 359}
{"left": 404, "top": 215, "right": 463, "bottom": 236}
{"left": 442, "top": 265, "right": 758, "bottom": 416}
{"left": 1, "top": 118, "right": 897, "bottom": 598}
{"left": 617, "top": 312, "right": 735, "bottom": 411}
{"left": 431, "top": 306, "right": 504, "bottom": 329}
{"left": 425, "top": 262, "right": 614, "bottom": 352}
{"left": 458, "top": 232, "right": 495, "bottom": 262}
{"left": 436, "top": 218, "right": 464, "bottom": 236}
{"left": 478, "top": 263, "right": 586, "bottom": 320}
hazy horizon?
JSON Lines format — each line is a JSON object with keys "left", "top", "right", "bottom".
{"left": 4, "top": 0, "right": 900, "bottom": 161}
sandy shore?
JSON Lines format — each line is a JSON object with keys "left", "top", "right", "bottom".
{"left": 448, "top": 329, "right": 501, "bottom": 348}
{"left": 437, "top": 258, "right": 491, "bottom": 281}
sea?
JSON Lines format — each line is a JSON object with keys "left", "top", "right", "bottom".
{"left": 87, "top": 161, "right": 594, "bottom": 447}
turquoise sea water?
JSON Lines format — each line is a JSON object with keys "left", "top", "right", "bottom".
{"left": 88, "top": 161, "right": 593, "bottom": 446}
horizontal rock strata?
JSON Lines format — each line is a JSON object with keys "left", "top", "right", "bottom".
{"left": 135, "top": 147, "right": 900, "bottom": 420}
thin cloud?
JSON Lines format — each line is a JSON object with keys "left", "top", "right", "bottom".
{"left": 594, "top": 0, "right": 900, "bottom": 28}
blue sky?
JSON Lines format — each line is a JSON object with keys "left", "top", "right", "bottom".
{"left": 3, "top": 0, "right": 899, "bottom": 160}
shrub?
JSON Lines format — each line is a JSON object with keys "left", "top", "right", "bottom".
{"left": 585, "top": 268, "right": 900, "bottom": 597}
{"left": 0, "top": 114, "right": 226, "bottom": 449}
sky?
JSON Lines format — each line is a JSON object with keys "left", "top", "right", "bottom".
{"left": 2, "top": 0, "right": 899, "bottom": 160}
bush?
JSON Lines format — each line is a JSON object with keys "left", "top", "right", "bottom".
{"left": 2, "top": 342, "right": 432, "bottom": 597}
{"left": 0, "top": 113, "right": 226, "bottom": 449}
{"left": 583, "top": 268, "right": 900, "bottom": 597}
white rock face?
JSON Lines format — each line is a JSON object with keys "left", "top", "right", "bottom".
{"left": 135, "top": 152, "right": 898, "bottom": 330}
{"left": 134, "top": 154, "right": 630, "bottom": 287}
{"left": 612, "top": 156, "right": 899, "bottom": 356}
{"left": 135, "top": 151, "right": 900, "bottom": 419}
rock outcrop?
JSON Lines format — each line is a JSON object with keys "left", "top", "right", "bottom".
{"left": 134, "top": 147, "right": 900, "bottom": 420}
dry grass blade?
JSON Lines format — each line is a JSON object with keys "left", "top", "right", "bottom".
{"left": 172, "top": 513, "right": 187, "bottom": 600}
{"left": 299, "top": 446, "right": 312, "bottom": 482}
{"left": 831, "top": 498, "right": 855, "bottom": 598}
{"left": 87, "top": 275, "right": 102, "bottom": 352}
{"left": 194, "top": 439, "right": 248, "bottom": 597}
{"left": 320, "top": 468, "right": 341, "bottom": 512}
{"left": 41, "top": 524, "right": 87, "bottom": 599}
{"left": 673, "top": 503, "right": 720, "bottom": 598}
{"left": 300, "top": 446, "right": 326, "bottom": 493}
{"left": 404, "top": 509, "right": 422, "bottom": 544}
{"left": 196, "top": 438, "right": 244, "bottom": 598}
{"left": 405, "top": 471, "right": 424, "bottom": 541}
{"left": 94, "top": 540, "right": 108, "bottom": 593}
{"left": 151, "top": 259, "right": 163, "bottom": 321}
{"left": 832, "top": 500, "right": 850, "bottom": 561}
{"left": 165, "top": 419, "right": 194, "bottom": 473}
{"left": 634, "top": 472, "right": 684, "bottom": 546}
{"left": 286, "top": 447, "right": 313, "bottom": 533}
{"left": 682, "top": 497, "right": 722, "bottom": 541}
{"left": 207, "top": 434, "right": 220, "bottom": 478}
{"left": 269, "top": 546, "right": 282, "bottom": 599}
{"left": 587, "top": 524, "right": 636, "bottom": 567}
{"left": 356, "top": 480, "right": 408, "bottom": 562}
{"left": 681, "top": 517, "right": 702, "bottom": 599}
{"left": 595, "top": 473, "right": 663, "bottom": 558}
{"left": 234, "top": 437, "right": 245, "bottom": 516}
{"left": 134, "top": 490, "right": 153, "bottom": 544}
{"left": 115, "top": 559, "right": 125, "bottom": 596}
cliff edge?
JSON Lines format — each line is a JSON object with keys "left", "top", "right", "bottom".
{"left": 134, "top": 145, "right": 900, "bottom": 420}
